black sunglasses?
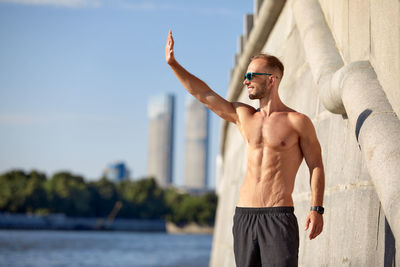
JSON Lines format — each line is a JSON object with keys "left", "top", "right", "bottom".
{"left": 244, "top": 72, "right": 273, "bottom": 81}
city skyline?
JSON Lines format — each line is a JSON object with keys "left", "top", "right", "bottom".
{"left": 0, "top": 0, "right": 254, "bottom": 188}
{"left": 103, "top": 161, "right": 130, "bottom": 182}
{"left": 184, "top": 96, "right": 209, "bottom": 189}
{"left": 147, "top": 94, "right": 175, "bottom": 188}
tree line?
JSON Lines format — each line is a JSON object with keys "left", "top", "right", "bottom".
{"left": 0, "top": 170, "right": 217, "bottom": 226}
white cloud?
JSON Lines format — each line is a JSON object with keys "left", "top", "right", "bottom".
{"left": 0, "top": 0, "right": 101, "bottom": 8}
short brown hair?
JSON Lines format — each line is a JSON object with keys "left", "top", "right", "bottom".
{"left": 251, "top": 54, "right": 284, "bottom": 78}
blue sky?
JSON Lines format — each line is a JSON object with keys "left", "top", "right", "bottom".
{"left": 0, "top": 0, "right": 253, "bottom": 188}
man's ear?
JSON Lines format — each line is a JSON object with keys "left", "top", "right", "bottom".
{"left": 269, "top": 76, "right": 275, "bottom": 84}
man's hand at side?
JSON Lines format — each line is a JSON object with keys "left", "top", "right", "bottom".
{"left": 305, "top": 211, "right": 323, "bottom": 240}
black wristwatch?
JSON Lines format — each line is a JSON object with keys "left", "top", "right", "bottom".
{"left": 310, "top": 206, "right": 324, "bottom": 215}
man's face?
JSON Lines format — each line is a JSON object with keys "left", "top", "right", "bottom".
{"left": 243, "top": 59, "right": 271, "bottom": 100}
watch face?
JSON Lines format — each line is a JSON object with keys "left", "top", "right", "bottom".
{"left": 311, "top": 206, "right": 324, "bottom": 214}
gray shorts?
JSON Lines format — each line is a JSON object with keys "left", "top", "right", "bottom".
{"left": 232, "top": 206, "right": 299, "bottom": 267}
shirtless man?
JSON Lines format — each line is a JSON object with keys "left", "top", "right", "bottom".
{"left": 165, "top": 30, "right": 325, "bottom": 267}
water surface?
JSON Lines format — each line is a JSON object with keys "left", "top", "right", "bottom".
{"left": 0, "top": 230, "right": 212, "bottom": 267}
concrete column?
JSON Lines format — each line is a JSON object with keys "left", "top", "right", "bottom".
{"left": 234, "top": 53, "right": 240, "bottom": 66}
{"left": 253, "top": 0, "right": 264, "bottom": 22}
{"left": 293, "top": 0, "right": 400, "bottom": 259}
{"left": 292, "top": 0, "right": 345, "bottom": 114}
{"left": 237, "top": 35, "right": 244, "bottom": 55}
{"left": 243, "top": 14, "right": 254, "bottom": 45}
{"left": 338, "top": 61, "right": 400, "bottom": 260}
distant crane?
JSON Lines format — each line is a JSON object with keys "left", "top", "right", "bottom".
{"left": 95, "top": 201, "right": 123, "bottom": 230}
{"left": 106, "top": 201, "right": 123, "bottom": 225}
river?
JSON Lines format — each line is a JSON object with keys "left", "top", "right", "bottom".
{"left": 0, "top": 230, "right": 212, "bottom": 267}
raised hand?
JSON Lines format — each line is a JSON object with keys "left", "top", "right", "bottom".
{"left": 165, "top": 30, "right": 176, "bottom": 65}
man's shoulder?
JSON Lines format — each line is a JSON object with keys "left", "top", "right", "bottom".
{"left": 232, "top": 102, "right": 258, "bottom": 113}
{"left": 287, "top": 111, "right": 315, "bottom": 133}
{"left": 287, "top": 110, "right": 310, "bottom": 121}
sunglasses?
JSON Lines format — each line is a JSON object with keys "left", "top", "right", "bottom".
{"left": 243, "top": 72, "right": 273, "bottom": 81}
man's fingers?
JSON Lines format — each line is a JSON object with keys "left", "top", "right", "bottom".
{"left": 308, "top": 223, "right": 316, "bottom": 239}
{"left": 314, "top": 227, "right": 322, "bottom": 239}
{"left": 316, "top": 224, "right": 322, "bottom": 235}
{"left": 168, "top": 30, "right": 174, "bottom": 47}
{"left": 166, "top": 30, "right": 175, "bottom": 64}
{"left": 304, "top": 217, "right": 310, "bottom": 230}
{"left": 317, "top": 223, "right": 323, "bottom": 235}
{"left": 309, "top": 222, "right": 323, "bottom": 239}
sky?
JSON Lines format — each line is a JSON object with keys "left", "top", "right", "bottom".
{"left": 0, "top": 0, "right": 254, "bottom": 188}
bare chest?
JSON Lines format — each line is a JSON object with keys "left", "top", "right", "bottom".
{"left": 240, "top": 115, "right": 298, "bottom": 150}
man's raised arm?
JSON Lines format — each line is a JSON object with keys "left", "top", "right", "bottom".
{"left": 165, "top": 30, "right": 238, "bottom": 123}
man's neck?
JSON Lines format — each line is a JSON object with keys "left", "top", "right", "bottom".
{"left": 258, "top": 90, "right": 286, "bottom": 116}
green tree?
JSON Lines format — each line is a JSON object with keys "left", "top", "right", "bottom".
{"left": 164, "top": 190, "right": 218, "bottom": 226}
{"left": 25, "top": 170, "right": 48, "bottom": 214}
{"left": 197, "top": 192, "right": 218, "bottom": 225}
{"left": 0, "top": 170, "right": 49, "bottom": 214}
{"left": 0, "top": 169, "right": 217, "bottom": 224}
{"left": 0, "top": 170, "right": 29, "bottom": 212}
{"left": 116, "top": 179, "right": 139, "bottom": 218}
{"left": 88, "top": 177, "right": 119, "bottom": 217}
{"left": 45, "top": 171, "right": 91, "bottom": 217}
{"left": 117, "top": 177, "right": 167, "bottom": 219}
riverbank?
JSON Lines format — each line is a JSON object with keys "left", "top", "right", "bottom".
{"left": 0, "top": 213, "right": 214, "bottom": 234}
{"left": 0, "top": 212, "right": 165, "bottom": 231}
{"left": 166, "top": 222, "right": 214, "bottom": 235}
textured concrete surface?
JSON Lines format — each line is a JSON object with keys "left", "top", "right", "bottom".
{"left": 293, "top": 0, "right": 400, "bottom": 254}
{"left": 210, "top": 0, "right": 399, "bottom": 266}
{"left": 319, "top": 0, "right": 400, "bottom": 118}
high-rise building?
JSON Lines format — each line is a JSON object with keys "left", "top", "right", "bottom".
{"left": 147, "top": 94, "right": 175, "bottom": 188}
{"left": 184, "top": 97, "right": 209, "bottom": 190}
{"left": 103, "top": 161, "right": 130, "bottom": 182}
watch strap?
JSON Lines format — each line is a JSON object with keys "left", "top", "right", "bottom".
{"left": 310, "top": 206, "right": 324, "bottom": 214}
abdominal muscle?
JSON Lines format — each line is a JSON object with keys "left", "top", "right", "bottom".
{"left": 237, "top": 144, "right": 303, "bottom": 207}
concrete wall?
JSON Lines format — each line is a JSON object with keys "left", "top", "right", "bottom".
{"left": 210, "top": 0, "right": 399, "bottom": 266}
{"left": 318, "top": 0, "right": 400, "bottom": 117}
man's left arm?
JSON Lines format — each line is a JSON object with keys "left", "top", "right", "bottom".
{"left": 295, "top": 114, "right": 325, "bottom": 240}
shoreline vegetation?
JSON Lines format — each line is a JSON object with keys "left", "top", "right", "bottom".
{"left": 0, "top": 170, "right": 217, "bottom": 233}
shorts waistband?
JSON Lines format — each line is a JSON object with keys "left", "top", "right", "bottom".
{"left": 235, "top": 206, "right": 294, "bottom": 215}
